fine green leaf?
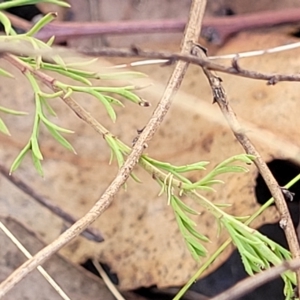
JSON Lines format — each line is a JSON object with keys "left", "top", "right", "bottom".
{"left": 186, "top": 242, "right": 201, "bottom": 261}
{"left": 172, "top": 162, "right": 209, "bottom": 173}
{"left": 97, "top": 71, "right": 147, "bottom": 80}
{"left": 47, "top": 67, "right": 93, "bottom": 85}
{"left": 130, "top": 172, "right": 142, "bottom": 183}
{"left": 97, "top": 87, "right": 142, "bottom": 105}
{"left": 105, "top": 135, "right": 124, "bottom": 167}
{"left": 0, "top": 106, "right": 27, "bottom": 115}
{"left": 63, "top": 88, "right": 73, "bottom": 99}
{"left": 173, "top": 202, "right": 197, "bottom": 228}
{"left": 213, "top": 165, "right": 248, "bottom": 175}
{"left": 41, "top": 116, "right": 74, "bottom": 133}
{"left": 235, "top": 154, "right": 256, "bottom": 164}
{"left": 195, "top": 185, "right": 216, "bottom": 192}
{"left": 0, "top": 118, "right": 10, "bottom": 135}
{"left": 46, "top": 36, "right": 56, "bottom": 46}
{"left": 31, "top": 150, "right": 44, "bottom": 176}
{"left": 31, "top": 138, "right": 43, "bottom": 160}
{"left": 38, "top": 91, "right": 64, "bottom": 99}
{"left": 0, "top": 67, "right": 14, "bottom": 78}
{"left": 0, "top": 11, "right": 15, "bottom": 35}
{"left": 45, "top": 124, "right": 76, "bottom": 153}
{"left": 91, "top": 91, "right": 117, "bottom": 122}
{"left": 53, "top": 55, "right": 66, "bottom": 69}
{"left": 201, "top": 179, "right": 224, "bottom": 186}
{"left": 65, "top": 58, "right": 98, "bottom": 68}
{"left": 10, "top": 142, "right": 30, "bottom": 174}
{"left": 104, "top": 95, "right": 125, "bottom": 107}
{"left": 26, "top": 13, "right": 57, "bottom": 37}
{"left": 182, "top": 219, "right": 210, "bottom": 242}
{"left": 40, "top": 98, "right": 57, "bottom": 116}
{"left": 184, "top": 235, "right": 207, "bottom": 257}
{"left": 174, "top": 196, "right": 200, "bottom": 215}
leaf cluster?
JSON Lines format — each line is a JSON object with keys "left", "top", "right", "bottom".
{"left": 142, "top": 154, "right": 296, "bottom": 297}
{"left": 0, "top": 2, "right": 297, "bottom": 299}
{"left": 0, "top": 9, "right": 147, "bottom": 175}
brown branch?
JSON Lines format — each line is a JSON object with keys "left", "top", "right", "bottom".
{"left": 210, "top": 258, "right": 300, "bottom": 300}
{"left": 0, "top": 0, "right": 207, "bottom": 296}
{"left": 5, "top": 8, "right": 300, "bottom": 44}
{"left": 0, "top": 40, "right": 299, "bottom": 84}
{"left": 190, "top": 44, "right": 300, "bottom": 294}
{"left": 0, "top": 164, "right": 104, "bottom": 243}
{"left": 81, "top": 47, "right": 300, "bottom": 84}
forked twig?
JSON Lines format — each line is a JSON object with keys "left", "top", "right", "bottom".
{"left": 190, "top": 44, "right": 300, "bottom": 294}
{"left": 1, "top": 42, "right": 300, "bottom": 85}
{"left": 0, "top": 0, "right": 207, "bottom": 296}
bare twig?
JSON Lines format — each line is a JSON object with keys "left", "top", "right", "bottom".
{"left": 210, "top": 258, "right": 300, "bottom": 300}
{"left": 190, "top": 44, "right": 300, "bottom": 293}
{"left": 82, "top": 47, "right": 300, "bottom": 84}
{"left": 112, "top": 41, "right": 300, "bottom": 68}
{"left": 5, "top": 8, "right": 300, "bottom": 44}
{"left": 0, "top": 0, "right": 207, "bottom": 296}
{"left": 0, "top": 164, "right": 104, "bottom": 243}
{"left": 1, "top": 41, "right": 300, "bottom": 85}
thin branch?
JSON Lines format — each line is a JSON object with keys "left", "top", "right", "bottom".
{"left": 92, "top": 259, "right": 125, "bottom": 300}
{"left": 210, "top": 41, "right": 300, "bottom": 60}
{"left": 112, "top": 41, "right": 300, "bottom": 68}
{"left": 190, "top": 44, "right": 300, "bottom": 293}
{"left": 0, "top": 221, "right": 70, "bottom": 300}
{"left": 0, "top": 164, "right": 104, "bottom": 243}
{"left": 1, "top": 41, "right": 300, "bottom": 85}
{"left": 81, "top": 47, "right": 300, "bottom": 84}
{"left": 5, "top": 8, "right": 300, "bottom": 44}
{"left": 210, "top": 258, "right": 300, "bottom": 300}
{"left": 0, "top": 0, "right": 207, "bottom": 296}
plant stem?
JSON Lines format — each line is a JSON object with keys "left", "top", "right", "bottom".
{"left": 0, "top": 0, "right": 207, "bottom": 296}
{"left": 189, "top": 43, "right": 300, "bottom": 293}
{"left": 175, "top": 173, "right": 300, "bottom": 299}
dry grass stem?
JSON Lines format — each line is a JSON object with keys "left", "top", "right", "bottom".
{"left": 92, "top": 259, "right": 125, "bottom": 300}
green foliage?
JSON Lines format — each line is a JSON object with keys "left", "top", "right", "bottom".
{"left": 0, "top": 1, "right": 297, "bottom": 299}
{"left": 0, "top": 10, "right": 146, "bottom": 174}
{"left": 141, "top": 154, "right": 296, "bottom": 298}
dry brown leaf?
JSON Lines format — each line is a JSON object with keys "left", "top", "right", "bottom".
{"left": 1, "top": 29, "right": 300, "bottom": 290}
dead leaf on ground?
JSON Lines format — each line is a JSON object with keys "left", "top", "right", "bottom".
{"left": 1, "top": 28, "right": 300, "bottom": 290}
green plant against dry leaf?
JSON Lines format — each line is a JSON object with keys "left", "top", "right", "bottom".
{"left": 0, "top": 9, "right": 148, "bottom": 175}
{"left": 0, "top": 2, "right": 297, "bottom": 299}
{"left": 174, "top": 174, "right": 300, "bottom": 300}
{"left": 141, "top": 154, "right": 296, "bottom": 299}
